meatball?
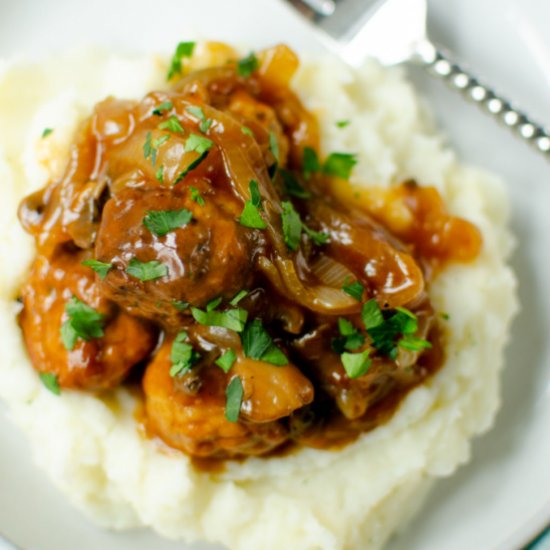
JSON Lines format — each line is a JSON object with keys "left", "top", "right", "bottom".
{"left": 95, "top": 183, "right": 254, "bottom": 325}
{"left": 20, "top": 249, "right": 157, "bottom": 391}
{"left": 143, "top": 338, "right": 290, "bottom": 458}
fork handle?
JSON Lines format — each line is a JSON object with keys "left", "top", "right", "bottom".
{"left": 413, "top": 39, "right": 550, "bottom": 156}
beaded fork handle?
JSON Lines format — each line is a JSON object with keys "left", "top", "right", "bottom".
{"left": 414, "top": 40, "right": 550, "bottom": 156}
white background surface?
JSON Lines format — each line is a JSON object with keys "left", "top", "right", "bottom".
{"left": 1, "top": 0, "right": 549, "bottom": 549}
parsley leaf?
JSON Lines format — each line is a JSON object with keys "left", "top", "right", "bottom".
{"left": 336, "top": 120, "right": 350, "bottom": 128}
{"left": 302, "top": 224, "right": 329, "bottom": 245}
{"left": 225, "top": 376, "right": 244, "bottom": 422}
{"left": 189, "top": 186, "right": 205, "bottom": 206}
{"left": 186, "top": 106, "right": 212, "bottom": 133}
{"left": 143, "top": 131, "right": 153, "bottom": 160}
{"left": 184, "top": 133, "right": 213, "bottom": 155}
{"left": 399, "top": 334, "right": 432, "bottom": 351}
{"left": 229, "top": 290, "right": 248, "bottom": 306}
{"left": 236, "top": 52, "right": 259, "bottom": 78}
{"left": 126, "top": 258, "right": 168, "bottom": 281}
{"left": 241, "top": 126, "right": 254, "bottom": 137}
{"left": 41, "top": 128, "right": 53, "bottom": 138}
{"left": 60, "top": 297, "right": 105, "bottom": 351}
{"left": 143, "top": 209, "right": 192, "bottom": 236}
{"left": 206, "top": 296, "right": 222, "bottom": 311}
{"left": 191, "top": 307, "right": 248, "bottom": 333}
{"left": 241, "top": 319, "right": 288, "bottom": 366}
{"left": 158, "top": 115, "right": 184, "bottom": 134}
{"left": 361, "top": 299, "right": 384, "bottom": 329}
{"left": 39, "top": 373, "right": 61, "bottom": 395}
{"left": 281, "top": 201, "right": 302, "bottom": 251}
{"left": 341, "top": 350, "right": 371, "bottom": 379}
{"left": 167, "top": 41, "right": 195, "bottom": 80}
{"left": 156, "top": 164, "right": 164, "bottom": 183}
{"left": 173, "top": 300, "right": 189, "bottom": 311}
{"left": 82, "top": 259, "right": 113, "bottom": 280}
{"left": 269, "top": 131, "right": 280, "bottom": 164}
{"left": 239, "top": 180, "right": 267, "bottom": 229}
{"left": 170, "top": 331, "right": 200, "bottom": 377}
{"left": 215, "top": 349, "right": 237, "bottom": 373}
{"left": 331, "top": 318, "right": 365, "bottom": 353}
{"left": 279, "top": 168, "right": 311, "bottom": 199}
{"left": 323, "top": 153, "right": 358, "bottom": 179}
{"left": 303, "top": 147, "right": 320, "bottom": 179}
{"left": 174, "top": 153, "right": 208, "bottom": 182}
{"left": 342, "top": 279, "right": 364, "bottom": 302}
{"left": 153, "top": 101, "right": 173, "bottom": 116}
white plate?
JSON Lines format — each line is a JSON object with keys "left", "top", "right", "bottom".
{"left": 0, "top": 0, "right": 549, "bottom": 549}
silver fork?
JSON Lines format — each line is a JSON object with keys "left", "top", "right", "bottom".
{"left": 284, "top": 0, "right": 550, "bottom": 157}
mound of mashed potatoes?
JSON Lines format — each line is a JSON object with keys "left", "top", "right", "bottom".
{"left": 0, "top": 46, "right": 517, "bottom": 549}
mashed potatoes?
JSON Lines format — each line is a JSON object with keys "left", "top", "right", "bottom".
{"left": 0, "top": 48, "right": 518, "bottom": 549}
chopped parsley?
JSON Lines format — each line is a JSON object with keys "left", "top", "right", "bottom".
{"left": 60, "top": 297, "right": 105, "bottom": 351}
{"left": 303, "top": 147, "right": 320, "bottom": 179}
{"left": 215, "top": 349, "right": 237, "bottom": 373}
{"left": 126, "top": 258, "right": 168, "bottom": 281}
{"left": 279, "top": 168, "right": 311, "bottom": 199}
{"left": 143, "top": 209, "right": 192, "bottom": 236}
{"left": 186, "top": 105, "right": 213, "bottom": 133}
{"left": 362, "top": 301, "right": 431, "bottom": 359}
{"left": 342, "top": 279, "right": 364, "bottom": 302}
{"left": 239, "top": 180, "right": 267, "bottom": 229}
{"left": 225, "top": 376, "right": 244, "bottom": 423}
{"left": 281, "top": 201, "right": 302, "bottom": 251}
{"left": 281, "top": 201, "right": 328, "bottom": 249}
{"left": 191, "top": 307, "right": 248, "bottom": 333}
{"left": 241, "top": 126, "right": 254, "bottom": 137}
{"left": 332, "top": 318, "right": 365, "bottom": 353}
{"left": 241, "top": 319, "right": 288, "bottom": 366}
{"left": 189, "top": 186, "right": 205, "bottom": 206}
{"left": 156, "top": 164, "right": 164, "bottom": 183}
{"left": 158, "top": 115, "right": 184, "bottom": 134}
{"left": 39, "top": 372, "right": 61, "bottom": 395}
{"left": 170, "top": 331, "right": 200, "bottom": 377}
{"left": 174, "top": 154, "right": 208, "bottom": 182}
{"left": 302, "top": 224, "right": 329, "bottom": 245}
{"left": 302, "top": 147, "right": 357, "bottom": 180}
{"left": 236, "top": 52, "right": 259, "bottom": 78}
{"left": 82, "top": 259, "right": 113, "bottom": 280}
{"left": 167, "top": 41, "right": 195, "bottom": 80}
{"left": 153, "top": 101, "right": 173, "bottom": 116}
{"left": 341, "top": 350, "right": 371, "bottom": 379}
{"left": 206, "top": 296, "right": 222, "bottom": 311}
{"left": 173, "top": 300, "right": 189, "bottom": 311}
{"left": 41, "top": 128, "right": 53, "bottom": 138}
{"left": 336, "top": 120, "right": 350, "bottom": 128}
{"left": 229, "top": 290, "right": 248, "bottom": 306}
{"left": 322, "top": 152, "right": 357, "bottom": 179}
{"left": 143, "top": 132, "right": 171, "bottom": 167}
{"left": 269, "top": 131, "right": 280, "bottom": 164}
{"left": 184, "top": 133, "right": 213, "bottom": 155}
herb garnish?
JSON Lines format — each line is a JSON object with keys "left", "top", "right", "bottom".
{"left": 342, "top": 279, "right": 364, "bottom": 302}
{"left": 186, "top": 106, "right": 213, "bottom": 133}
{"left": 302, "top": 224, "right": 330, "bottom": 245}
{"left": 229, "top": 290, "right": 248, "bottom": 306}
{"left": 215, "top": 349, "right": 237, "bottom": 373}
{"left": 236, "top": 52, "right": 259, "bottom": 78}
{"left": 241, "top": 319, "right": 288, "bottom": 366}
{"left": 269, "top": 131, "right": 280, "bottom": 164}
{"left": 126, "top": 258, "right": 168, "bottom": 281}
{"left": 153, "top": 101, "right": 173, "bottom": 116}
{"left": 281, "top": 201, "right": 302, "bottom": 251}
{"left": 143, "top": 132, "right": 171, "bottom": 167}
{"left": 41, "top": 128, "right": 53, "bottom": 138}
{"left": 336, "top": 120, "right": 350, "bottom": 128}
{"left": 341, "top": 350, "right": 371, "bottom": 379}
{"left": 156, "top": 164, "right": 164, "bottom": 183}
{"left": 173, "top": 300, "right": 189, "bottom": 311}
{"left": 167, "top": 41, "right": 195, "bottom": 80}
{"left": 39, "top": 373, "right": 61, "bottom": 395}
{"left": 189, "top": 186, "right": 205, "bottom": 206}
{"left": 332, "top": 318, "right": 365, "bottom": 353}
{"left": 225, "top": 376, "right": 244, "bottom": 422}
{"left": 323, "top": 153, "right": 358, "bottom": 179}
{"left": 279, "top": 169, "right": 311, "bottom": 199}
{"left": 158, "top": 115, "right": 184, "bottom": 134}
{"left": 170, "top": 331, "right": 200, "bottom": 377}
{"left": 60, "top": 297, "right": 105, "bottom": 351}
{"left": 191, "top": 307, "right": 248, "bottom": 333}
{"left": 239, "top": 180, "right": 267, "bottom": 229}
{"left": 241, "top": 126, "right": 254, "bottom": 137}
{"left": 184, "top": 133, "right": 213, "bottom": 154}
{"left": 206, "top": 296, "right": 222, "bottom": 311}
{"left": 82, "top": 259, "right": 113, "bottom": 280}
{"left": 143, "top": 209, "right": 192, "bottom": 236}
{"left": 303, "top": 147, "right": 320, "bottom": 179}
